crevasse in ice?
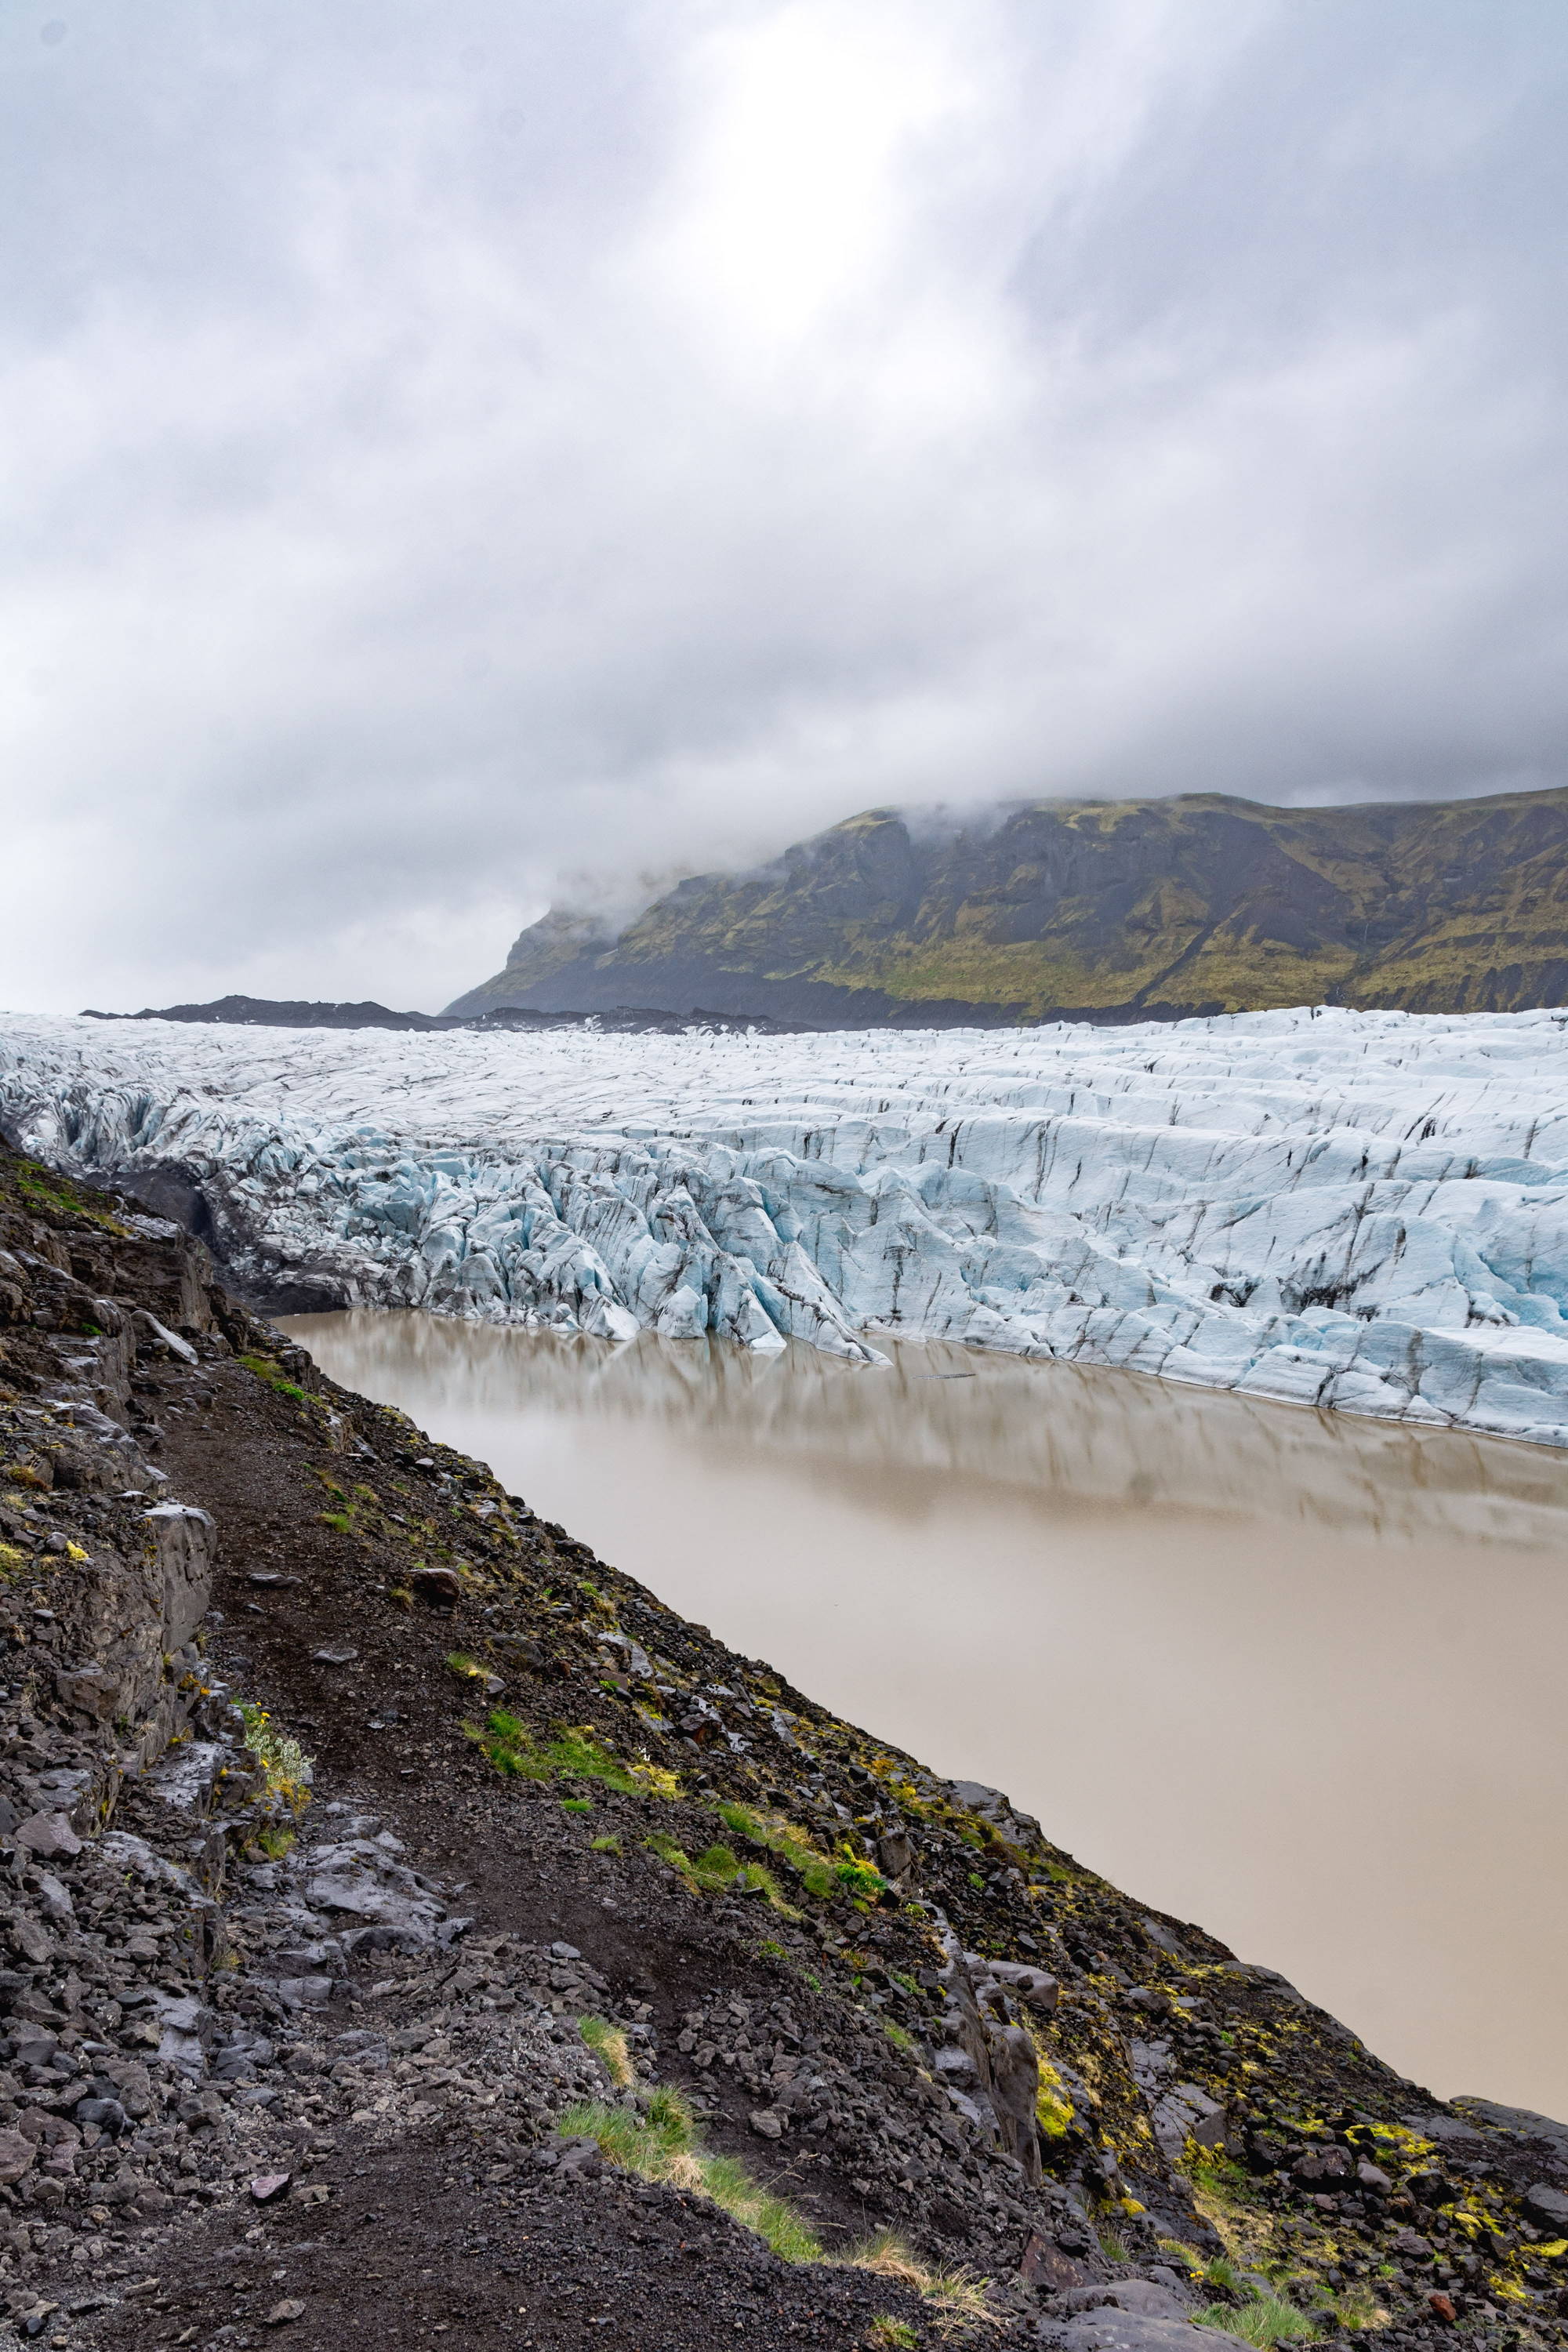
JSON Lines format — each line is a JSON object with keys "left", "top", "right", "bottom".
{"left": 6, "top": 1005, "right": 1568, "bottom": 1443}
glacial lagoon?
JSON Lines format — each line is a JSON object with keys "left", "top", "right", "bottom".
{"left": 283, "top": 1310, "right": 1568, "bottom": 2121}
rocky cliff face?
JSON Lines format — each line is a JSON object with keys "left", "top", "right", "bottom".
{"left": 446, "top": 909, "right": 620, "bottom": 1020}
{"left": 448, "top": 789, "right": 1568, "bottom": 1025}
{"left": 0, "top": 1142, "right": 1564, "bottom": 2352}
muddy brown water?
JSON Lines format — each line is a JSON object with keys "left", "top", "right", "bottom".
{"left": 281, "top": 1310, "right": 1568, "bottom": 2122}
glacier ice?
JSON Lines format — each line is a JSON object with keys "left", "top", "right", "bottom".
{"left": 7, "top": 1004, "right": 1568, "bottom": 1443}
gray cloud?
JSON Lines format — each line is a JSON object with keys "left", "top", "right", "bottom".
{"left": 3, "top": 0, "right": 1568, "bottom": 1012}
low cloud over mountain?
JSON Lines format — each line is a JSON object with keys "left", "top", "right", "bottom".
{"left": 6, "top": 4, "right": 1568, "bottom": 1014}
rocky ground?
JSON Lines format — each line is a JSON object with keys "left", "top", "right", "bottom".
{"left": 82, "top": 997, "right": 801, "bottom": 1036}
{"left": 0, "top": 1138, "right": 1564, "bottom": 2352}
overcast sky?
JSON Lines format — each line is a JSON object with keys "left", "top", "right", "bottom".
{"left": 4, "top": 2, "right": 1568, "bottom": 1013}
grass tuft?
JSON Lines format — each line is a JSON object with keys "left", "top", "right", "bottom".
{"left": 737, "top": 1858, "right": 801, "bottom": 1917}
{"left": 1330, "top": 2284, "right": 1390, "bottom": 2333}
{"left": 238, "top": 1352, "right": 312, "bottom": 1406}
{"left": 467, "top": 1708, "right": 549, "bottom": 1778}
{"left": 1167, "top": 2246, "right": 1344, "bottom": 2346}
{"left": 1159, "top": 2238, "right": 1202, "bottom": 2270}
{"left": 467, "top": 1711, "right": 677, "bottom": 1795}
{"left": 848, "top": 2230, "right": 930, "bottom": 2286}
{"left": 691, "top": 1841, "right": 743, "bottom": 1889}
{"left": 870, "top": 2321, "right": 919, "bottom": 2349}
{"left": 700, "top": 2153, "right": 826, "bottom": 2265}
{"left": 558, "top": 2092, "right": 824, "bottom": 2263}
{"left": 1191, "top": 2296, "right": 1324, "bottom": 2347}
{"left": 713, "top": 1798, "right": 887, "bottom": 1907}
{"left": 562, "top": 2050, "right": 983, "bottom": 2314}
{"left": 645, "top": 1831, "right": 695, "bottom": 1882}
{"left": 845, "top": 2231, "right": 1000, "bottom": 2334}
{"left": 641, "top": 1832, "right": 801, "bottom": 1916}
{"left": 560, "top": 2093, "right": 697, "bottom": 2185}
{"left": 579, "top": 2016, "right": 634, "bottom": 2088}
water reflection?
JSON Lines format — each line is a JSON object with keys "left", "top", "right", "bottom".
{"left": 281, "top": 1310, "right": 1568, "bottom": 2120}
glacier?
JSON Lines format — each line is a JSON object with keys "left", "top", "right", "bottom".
{"left": 6, "top": 1005, "right": 1568, "bottom": 1443}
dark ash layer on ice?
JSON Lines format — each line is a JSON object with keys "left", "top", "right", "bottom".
{"left": 0, "top": 1142, "right": 1563, "bottom": 2352}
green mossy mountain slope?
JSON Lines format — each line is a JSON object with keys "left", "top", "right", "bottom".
{"left": 447, "top": 788, "right": 1568, "bottom": 1026}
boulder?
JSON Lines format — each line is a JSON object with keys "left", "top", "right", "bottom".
{"left": 1102, "top": 2283, "right": 1194, "bottom": 2321}
{"left": 410, "top": 1564, "right": 463, "bottom": 1608}
{"left": 1152, "top": 2082, "right": 1227, "bottom": 2159}
{"left": 982, "top": 1957, "right": 1059, "bottom": 2014}
{"left": 1059, "top": 2313, "right": 1250, "bottom": 2352}
{"left": 14, "top": 1813, "right": 82, "bottom": 1860}
{"left": 987, "top": 2021, "right": 1043, "bottom": 2177}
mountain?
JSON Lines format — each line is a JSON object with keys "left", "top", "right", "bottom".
{"left": 84, "top": 993, "right": 454, "bottom": 1029}
{"left": 445, "top": 907, "right": 619, "bottom": 1018}
{"left": 445, "top": 786, "right": 1568, "bottom": 1025}
{"left": 77, "top": 990, "right": 777, "bottom": 1038}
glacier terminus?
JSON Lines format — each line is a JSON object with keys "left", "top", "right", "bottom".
{"left": 6, "top": 1005, "right": 1568, "bottom": 1445}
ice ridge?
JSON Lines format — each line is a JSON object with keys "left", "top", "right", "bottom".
{"left": 6, "top": 1006, "right": 1568, "bottom": 1443}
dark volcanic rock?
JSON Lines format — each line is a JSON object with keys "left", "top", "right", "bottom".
{"left": 80, "top": 995, "right": 808, "bottom": 1038}
{"left": 0, "top": 1134, "right": 1563, "bottom": 2352}
{"left": 84, "top": 995, "right": 450, "bottom": 1031}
